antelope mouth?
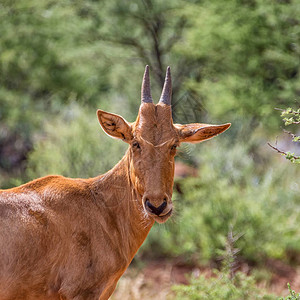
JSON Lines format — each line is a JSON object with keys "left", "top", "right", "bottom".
{"left": 154, "top": 208, "right": 173, "bottom": 223}
{"left": 142, "top": 201, "right": 173, "bottom": 223}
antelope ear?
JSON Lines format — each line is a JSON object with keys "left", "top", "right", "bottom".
{"left": 175, "top": 123, "right": 231, "bottom": 143}
{"left": 97, "top": 110, "right": 133, "bottom": 143}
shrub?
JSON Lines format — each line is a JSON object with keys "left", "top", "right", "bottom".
{"left": 173, "top": 234, "right": 275, "bottom": 300}
{"left": 172, "top": 269, "right": 275, "bottom": 300}
{"left": 279, "top": 284, "right": 300, "bottom": 300}
{"left": 26, "top": 105, "right": 127, "bottom": 179}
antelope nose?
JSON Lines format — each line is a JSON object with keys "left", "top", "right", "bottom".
{"left": 145, "top": 199, "right": 167, "bottom": 216}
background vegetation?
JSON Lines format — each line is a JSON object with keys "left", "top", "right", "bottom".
{"left": 1, "top": 0, "right": 300, "bottom": 298}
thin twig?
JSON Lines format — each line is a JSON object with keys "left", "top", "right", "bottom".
{"left": 267, "top": 142, "right": 300, "bottom": 160}
{"left": 283, "top": 129, "right": 297, "bottom": 140}
{"left": 275, "top": 107, "right": 300, "bottom": 115}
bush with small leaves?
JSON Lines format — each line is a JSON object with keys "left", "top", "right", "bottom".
{"left": 279, "top": 284, "right": 300, "bottom": 300}
{"left": 269, "top": 107, "right": 300, "bottom": 163}
{"left": 173, "top": 267, "right": 275, "bottom": 300}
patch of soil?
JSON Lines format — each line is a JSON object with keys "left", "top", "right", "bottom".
{"left": 265, "top": 258, "right": 300, "bottom": 295}
{"left": 141, "top": 260, "right": 213, "bottom": 286}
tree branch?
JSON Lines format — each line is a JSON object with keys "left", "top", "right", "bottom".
{"left": 267, "top": 142, "right": 300, "bottom": 160}
{"left": 283, "top": 129, "right": 298, "bottom": 140}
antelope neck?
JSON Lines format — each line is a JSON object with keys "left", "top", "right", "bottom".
{"left": 88, "top": 153, "right": 154, "bottom": 255}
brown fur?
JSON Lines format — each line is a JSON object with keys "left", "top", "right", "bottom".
{"left": 0, "top": 92, "right": 230, "bottom": 299}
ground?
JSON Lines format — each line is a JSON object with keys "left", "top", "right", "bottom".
{"left": 111, "top": 259, "right": 300, "bottom": 299}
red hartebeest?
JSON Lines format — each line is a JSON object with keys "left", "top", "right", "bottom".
{"left": 0, "top": 66, "right": 230, "bottom": 300}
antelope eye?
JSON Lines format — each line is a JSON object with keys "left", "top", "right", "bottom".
{"left": 132, "top": 141, "right": 140, "bottom": 149}
{"left": 171, "top": 144, "right": 178, "bottom": 151}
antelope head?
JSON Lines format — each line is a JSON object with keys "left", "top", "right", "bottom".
{"left": 97, "top": 66, "right": 230, "bottom": 223}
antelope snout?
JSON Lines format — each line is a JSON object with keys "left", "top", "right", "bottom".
{"left": 143, "top": 194, "right": 173, "bottom": 218}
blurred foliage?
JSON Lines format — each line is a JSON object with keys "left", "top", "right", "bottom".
{"left": 96, "top": 0, "right": 208, "bottom": 123}
{"left": 0, "top": 0, "right": 111, "bottom": 110}
{"left": 180, "top": 0, "right": 300, "bottom": 130}
{"left": 172, "top": 224, "right": 300, "bottom": 299}
{"left": 173, "top": 269, "right": 274, "bottom": 300}
{"left": 26, "top": 105, "right": 127, "bottom": 179}
{"left": 0, "top": 0, "right": 112, "bottom": 180}
{"left": 173, "top": 230, "right": 275, "bottom": 299}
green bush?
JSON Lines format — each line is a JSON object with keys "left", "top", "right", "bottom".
{"left": 26, "top": 105, "right": 127, "bottom": 179}
{"left": 173, "top": 269, "right": 275, "bottom": 300}
{"left": 172, "top": 235, "right": 297, "bottom": 300}
{"left": 178, "top": 0, "right": 300, "bottom": 131}
{"left": 279, "top": 284, "right": 300, "bottom": 300}
{"left": 172, "top": 231, "right": 297, "bottom": 300}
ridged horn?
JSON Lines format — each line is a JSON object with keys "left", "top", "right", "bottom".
{"left": 141, "top": 65, "right": 153, "bottom": 103}
{"left": 159, "top": 66, "right": 172, "bottom": 105}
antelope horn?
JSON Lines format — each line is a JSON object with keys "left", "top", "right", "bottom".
{"left": 141, "top": 65, "right": 153, "bottom": 103}
{"left": 159, "top": 66, "right": 172, "bottom": 106}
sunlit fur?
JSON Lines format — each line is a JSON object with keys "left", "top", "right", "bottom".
{"left": 0, "top": 94, "right": 230, "bottom": 299}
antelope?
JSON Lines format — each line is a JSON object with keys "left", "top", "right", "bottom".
{"left": 0, "top": 66, "right": 230, "bottom": 300}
